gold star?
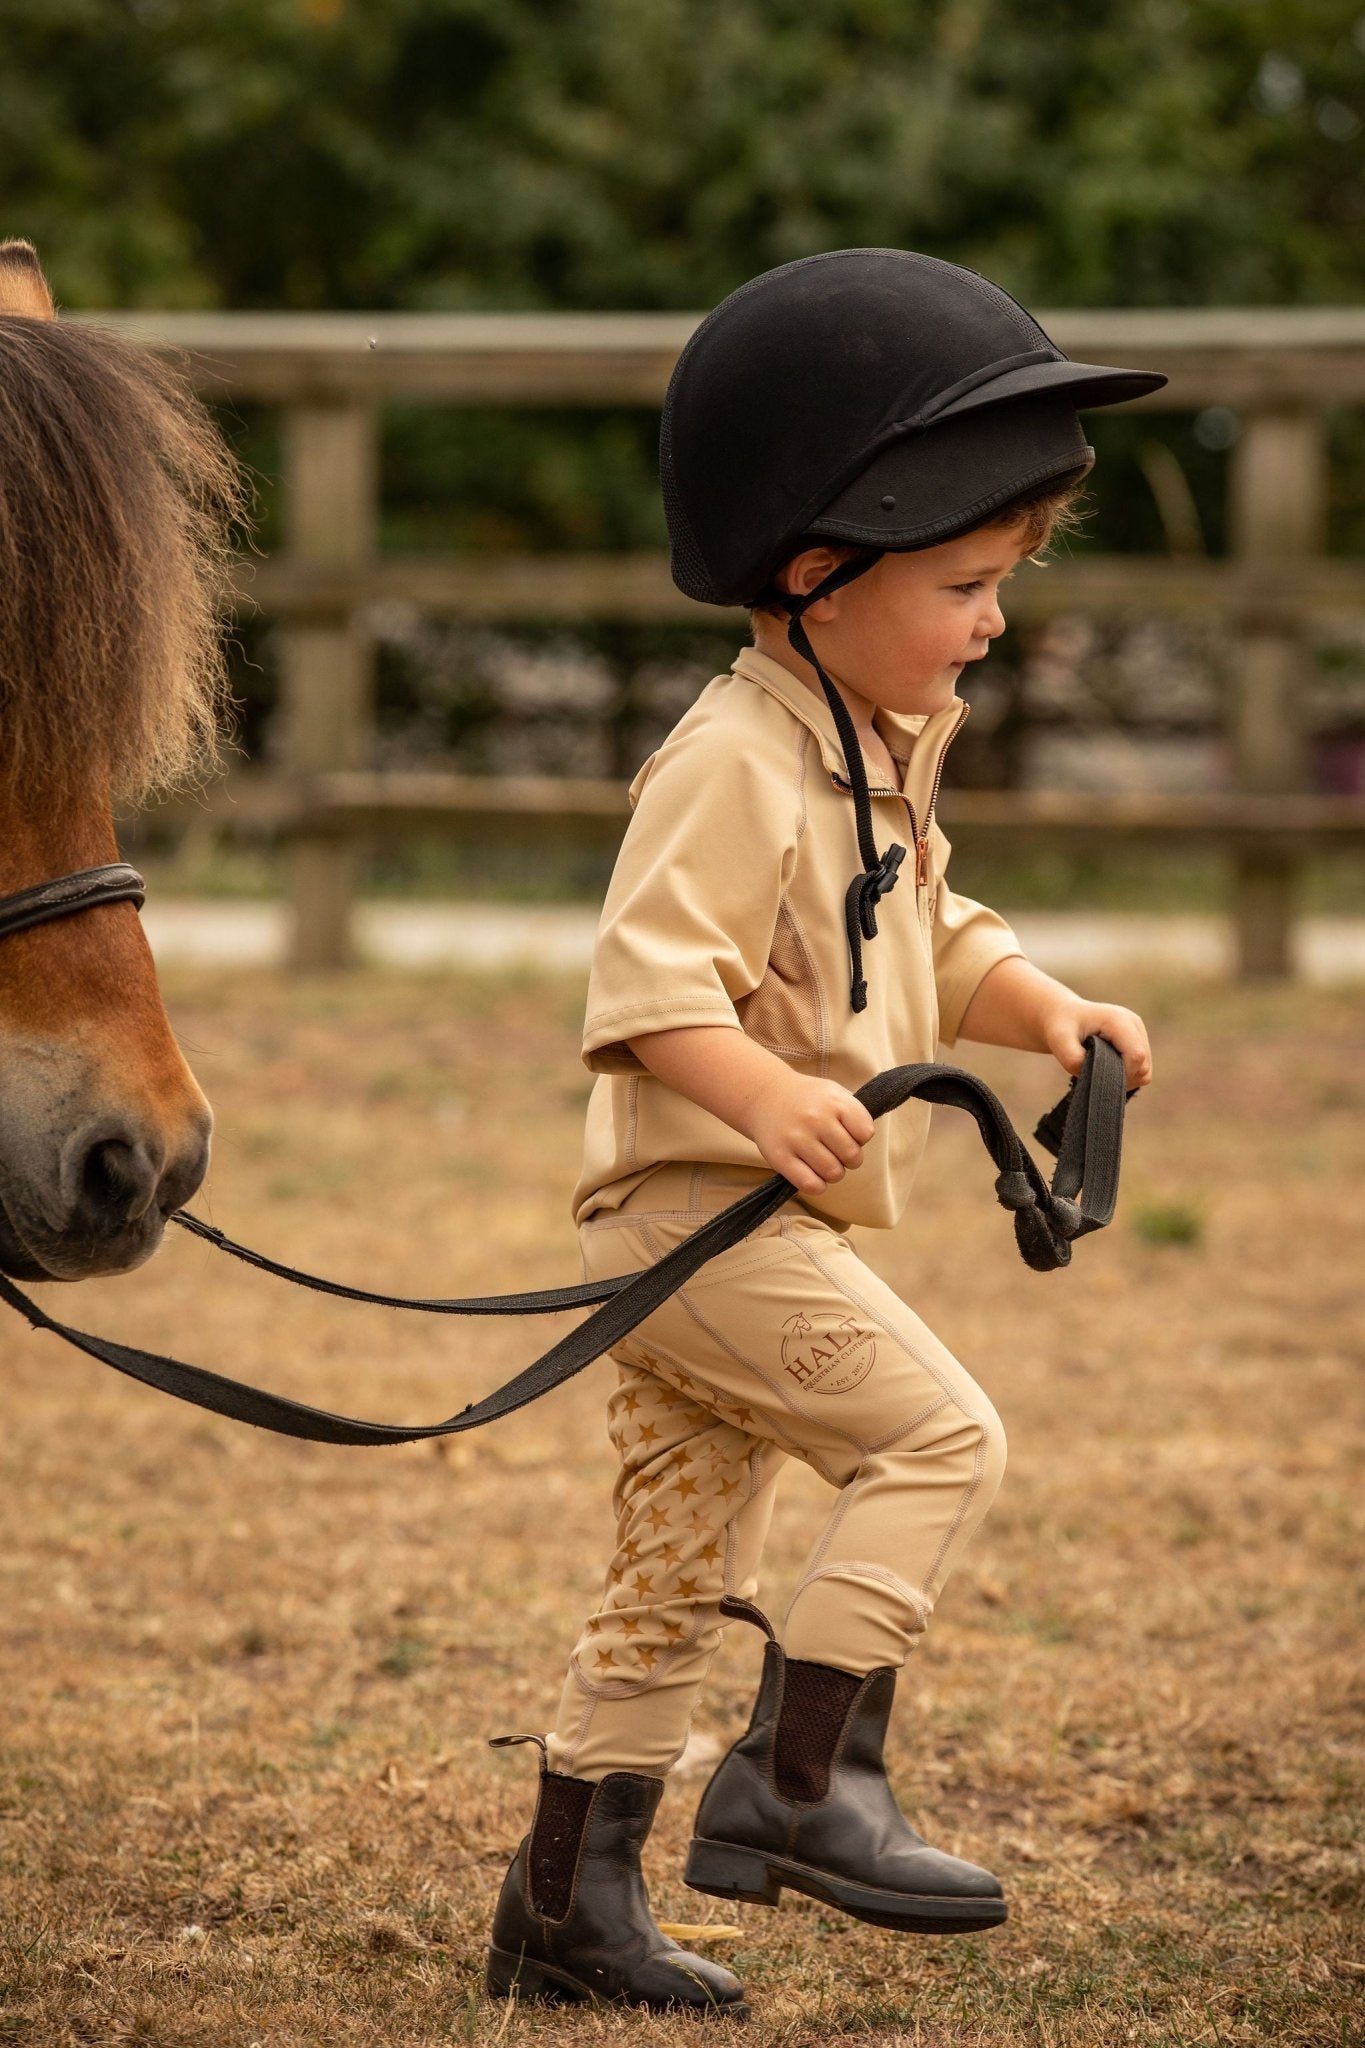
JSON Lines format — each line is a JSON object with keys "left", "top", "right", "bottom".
{"left": 659, "top": 1542, "right": 683, "bottom": 1568}
{"left": 733, "top": 1405, "right": 756, "bottom": 1426}
{"left": 637, "top": 1421, "right": 660, "bottom": 1447}
{"left": 645, "top": 1505, "right": 670, "bottom": 1533}
{"left": 677, "top": 1576, "right": 700, "bottom": 1600}
{"left": 662, "top": 1620, "right": 684, "bottom": 1644}
{"left": 700, "top": 1540, "right": 723, "bottom": 1566}
{"left": 621, "top": 1616, "right": 642, "bottom": 1637}
{"left": 689, "top": 1510, "right": 711, "bottom": 1535}
{"left": 620, "top": 1539, "right": 641, "bottom": 1563}
{"left": 632, "top": 1571, "right": 655, "bottom": 1595}
{"left": 716, "top": 1476, "right": 742, "bottom": 1500}
{"left": 638, "top": 1645, "right": 659, "bottom": 1671}
{"left": 676, "top": 1475, "right": 699, "bottom": 1500}
{"left": 595, "top": 1648, "right": 614, "bottom": 1672}
{"left": 620, "top": 1390, "right": 641, "bottom": 1415}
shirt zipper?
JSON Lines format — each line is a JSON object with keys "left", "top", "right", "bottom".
{"left": 914, "top": 700, "right": 970, "bottom": 884}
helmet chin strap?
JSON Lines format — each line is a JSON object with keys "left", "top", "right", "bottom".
{"left": 778, "top": 550, "right": 906, "bottom": 1014}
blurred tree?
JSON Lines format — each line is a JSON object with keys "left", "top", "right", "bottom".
{"left": 5, "top": 0, "right": 1361, "bottom": 783}
{"left": 1, "top": 0, "right": 1359, "bottom": 312}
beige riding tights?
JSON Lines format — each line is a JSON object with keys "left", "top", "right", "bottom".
{"left": 546, "top": 1162, "right": 1007, "bottom": 1780}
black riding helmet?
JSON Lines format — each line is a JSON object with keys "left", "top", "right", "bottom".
{"left": 660, "top": 248, "right": 1168, "bottom": 1010}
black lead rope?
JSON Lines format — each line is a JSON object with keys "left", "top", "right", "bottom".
{"left": 0, "top": 1039, "right": 1128, "bottom": 1449}
{"left": 169, "top": 1213, "right": 627, "bottom": 1318}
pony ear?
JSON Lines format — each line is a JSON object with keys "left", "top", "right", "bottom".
{"left": 0, "top": 240, "right": 57, "bottom": 319}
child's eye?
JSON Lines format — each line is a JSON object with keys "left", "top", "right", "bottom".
{"left": 951, "top": 570, "right": 1016, "bottom": 597}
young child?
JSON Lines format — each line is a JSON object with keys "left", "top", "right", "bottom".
{"left": 487, "top": 249, "right": 1161, "bottom": 2018}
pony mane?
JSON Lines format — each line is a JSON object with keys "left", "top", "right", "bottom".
{"left": 0, "top": 304, "right": 246, "bottom": 803}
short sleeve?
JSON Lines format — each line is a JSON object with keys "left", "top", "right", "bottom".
{"left": 581, "top": 719, "right": 798, "bottom": 1073}
{"left": 927, "top": 823, "right": 1025, "bottom": 1045}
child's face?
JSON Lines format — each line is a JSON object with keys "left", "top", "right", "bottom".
{"left": 776, "top": 519, "right": 1030, "bottom": 718}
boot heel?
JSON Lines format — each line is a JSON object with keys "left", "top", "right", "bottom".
{"left": 485, "top": 1945, "right": 581, "bottom": 2005}
{"left": 685, "top": 1837, "right": 782, "bottom": 1907}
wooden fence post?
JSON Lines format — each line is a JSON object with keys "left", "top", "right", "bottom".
{"left": 1227, "top": 411, "right": 1325, "bottom": 979}
{"left": 278, "top": 400, "right": 377, "bottom": 969}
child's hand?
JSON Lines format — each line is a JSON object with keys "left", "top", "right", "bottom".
{"left": 625, "top": 1026, "right": 876, "bottom": 1190}
{"left": 1042, "top": 1000, "right": 1152, "bottom": 1092}
{"left": 747, "top": 1072, "right": 876, "bottom": 1193}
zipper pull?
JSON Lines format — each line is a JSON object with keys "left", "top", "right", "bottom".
{"left": 916, "top": 836, "right": 929, "bottom": 888}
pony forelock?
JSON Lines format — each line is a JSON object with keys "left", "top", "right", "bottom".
{"left": 0, "top": 316, "right": 246, "bottom": 805}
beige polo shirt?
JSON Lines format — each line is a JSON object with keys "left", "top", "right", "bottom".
{"left": 572, "top": 646, "right": 1024, "bottom": 1231}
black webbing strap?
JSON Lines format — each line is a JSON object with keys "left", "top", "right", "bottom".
{"left": 778, "top": 551, "right": 904, "bottom": 1014}
{"left": 169, "top": 1212, "right": 629, "bottom": 1316}
{"left": 0, "top": 1039, "right": 1127, "bottom": 1448}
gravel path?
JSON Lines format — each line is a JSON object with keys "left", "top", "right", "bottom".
{"left": 140, "top": 899, "right": 1365, "bottom": 982}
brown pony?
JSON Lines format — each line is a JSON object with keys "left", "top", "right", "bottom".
{"left": 0, "top": 240, "right": 243, "bottom": 1281}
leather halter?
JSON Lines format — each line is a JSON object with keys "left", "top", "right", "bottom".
{"left": 0, "top": 863, "right": 146, "bottom": 942}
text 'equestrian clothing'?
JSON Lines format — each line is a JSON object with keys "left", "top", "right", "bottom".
{"left": 574, "top": 647, "right": 1024, "bottom": 1234}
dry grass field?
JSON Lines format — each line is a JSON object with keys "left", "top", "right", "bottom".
{"left": 0, "top": 966, "right": 1361, "bottom": 2047}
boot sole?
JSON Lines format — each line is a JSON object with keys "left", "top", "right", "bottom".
{"left": 486, "top": 1945, "right": 749, "bottom": 2019}
{"left": 684, "top": 1838, "right": 1007, "bottom": 1935}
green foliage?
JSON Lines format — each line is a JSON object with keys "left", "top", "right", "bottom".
{"left": 2, "top": 0, "right": 1361, "bottom": 315}
{"left": 8, "top": 0, "right": 1363, "bottom": 775}
{"left": 376, "top": 1633, "right": 430, "bottom": 1678}
{"left": 1132, "top": 1198, "right": 1205, "bottom": 1246}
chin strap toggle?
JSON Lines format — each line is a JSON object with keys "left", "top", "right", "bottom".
{"left": 844, "top": 843, "right": 908, "bottom": 1012}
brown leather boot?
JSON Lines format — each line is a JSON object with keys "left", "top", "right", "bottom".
{"left": 486, "top": 1734, "right": 748, "bottom": 2016}
{"left": 684, "top": 1599, "right": 1006, "bottom": 1934}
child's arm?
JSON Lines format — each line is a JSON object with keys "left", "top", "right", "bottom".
{"left": 624, "top": 1026, "right": 874, "bottom": 1196}
{"left": 956, "top": 956, "right": 1152, "bottom": 1089}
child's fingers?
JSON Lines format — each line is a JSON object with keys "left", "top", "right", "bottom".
{"left": 1082, "top": 1011, "right": 1152, "bottom": 1089}
{"left": 1046, "top": 1021, "right": 1087, "bottom": 1076}
{"left": 1119, "top": 1038, "right": 1153, "bottom": 1088}
{"left": 839, "top": 1098, "right": 876, "bottom": 1146}
{"left": 823, "top": 1121, "right": 866, "bottom": 1169}
{"left": 777, "top": 1147, "right": 839, "bottom": 1192}
{"left": 801, "top": 1137, "right": 855, "bottom": 1184}
{"left": 777, "top": 1128, "right": 861, "bottom": 1188}
{"left": 1096, "top": 1015, "right": 1152, "bottom": 1088}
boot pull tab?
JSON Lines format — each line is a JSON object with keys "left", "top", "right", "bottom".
{"left": 719, "top": 1594, "right": 776, "bottom": 1640}
{"left": 487, "top": 1730, "right": 548, "bottom": 1761}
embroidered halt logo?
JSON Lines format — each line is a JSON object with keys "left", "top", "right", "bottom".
{"left": 780, "top": 1312, "right": 877, "bottom": 1394}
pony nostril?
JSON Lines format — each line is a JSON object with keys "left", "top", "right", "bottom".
{"left": 80, "top": 1137, "right": 159, "bottom": 1224}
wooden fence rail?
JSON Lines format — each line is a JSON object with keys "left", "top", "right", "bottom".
{"left": 91, "top": 308, "right": 1365, "bottom": 976}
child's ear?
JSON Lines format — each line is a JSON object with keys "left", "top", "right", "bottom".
{"left": 783, "top": 545, "right": 847, "bottom": 601}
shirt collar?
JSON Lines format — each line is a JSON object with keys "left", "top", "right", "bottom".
{"left": 730, "top": 645, "right": 966, "bottom": 804}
